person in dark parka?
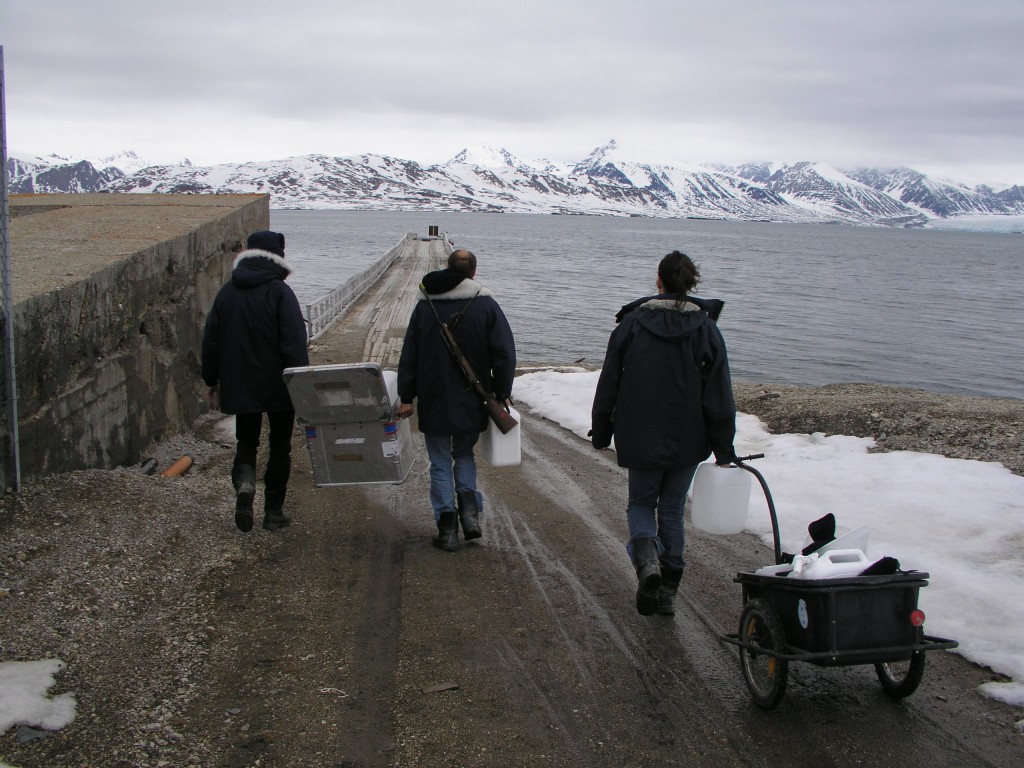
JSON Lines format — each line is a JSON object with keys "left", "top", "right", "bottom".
{"left": 396, "top": 249, "right": 516, "bottom": 551}
{"left": 202, "top": 230, "right": 309, "bottom": 532}
{"left": 591, "top": 250, "right": 737, "bottom": 616}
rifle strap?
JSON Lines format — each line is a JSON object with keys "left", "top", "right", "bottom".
{"left": 419, "top": 284, "right": 481, "bottom": 332}
{"left": 418, "top": 284, "right": 514, "bottom": 410}
{"left": 420, "top": 284, "right": 480, "bottom": 384}
{"left": 420, "top": 283, "right": 445, "bottom": 326}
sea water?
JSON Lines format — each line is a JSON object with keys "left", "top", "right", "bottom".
{"left": 271, "top": 210, "right": 1023, "bottom": 400}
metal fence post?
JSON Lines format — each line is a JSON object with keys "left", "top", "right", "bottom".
{"left": 0, "top": 46, "right": 22, "bottom": 492}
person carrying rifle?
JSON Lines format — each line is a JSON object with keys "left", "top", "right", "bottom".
{"left": 396, "top": 249, "right": 516, "bottom": 551}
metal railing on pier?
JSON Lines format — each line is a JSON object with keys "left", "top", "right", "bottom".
{"left": 304, "top": 231, "right": 451, "bottom": 341}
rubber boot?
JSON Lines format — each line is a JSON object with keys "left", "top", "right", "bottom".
{"left": 432, "top": 511, "right": 459, "bottom": 552}
{"left": 656, "top": 567, "right": 684, "bottom": 615}
{"left": 232, "top": 464, "right": 256, "bottom": 532}
{"left": 457, "top": 491, "right": 482, "bottom": 541}
{"left": 632, "top": 537, "right": 662, "bottom": 616}
{"left": 262, "top": 490, "right": 291, "bottom": 531}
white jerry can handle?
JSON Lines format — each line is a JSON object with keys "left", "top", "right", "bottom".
{"left": 791, "top": 548, "right": 871, "bottom": 579}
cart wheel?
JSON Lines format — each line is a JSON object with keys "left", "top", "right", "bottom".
{"left": 738, "top": 598, "right": 789, "bottom": 709}
{"left": 875, "top": 652, "right": 926, "bottom": 698}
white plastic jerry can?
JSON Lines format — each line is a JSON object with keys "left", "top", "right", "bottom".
{"left": 690, "top": 463, "right": 752, "bottom": 535}
{"left": 791, "top": 549, "right": 872, "bottom": 579}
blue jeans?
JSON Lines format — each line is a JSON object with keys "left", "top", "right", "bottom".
{"left": 625, "top": 464, "right": 699, "bottom": 571}
{"left": 423, "top": 433, "right": 481, "bottom": 522}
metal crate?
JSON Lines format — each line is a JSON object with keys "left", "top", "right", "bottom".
{"left": 283, "top": 363, "right": 415, "bottom": 486}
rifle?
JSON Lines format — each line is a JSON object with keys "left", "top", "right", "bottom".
{"left": 439, "top": 322, "right": 518, "bottom": 434}
{"left": 422, "top": 285, "right": 519, "bottom": 435}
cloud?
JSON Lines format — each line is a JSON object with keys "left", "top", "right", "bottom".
{"left": 4, "top": 0, "right": 1024, "bottom": 183}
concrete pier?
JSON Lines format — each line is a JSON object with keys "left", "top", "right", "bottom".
{"left": 4, "top": 193, "right": 269, "bottom": 489}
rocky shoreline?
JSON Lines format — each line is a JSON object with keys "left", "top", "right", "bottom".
{"left": 733, "top": 381, "right": 1024, "bottom": 477}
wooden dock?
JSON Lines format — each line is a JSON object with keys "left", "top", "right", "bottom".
{"left": 306, "top": 234, "right": 446, "bottom": 368}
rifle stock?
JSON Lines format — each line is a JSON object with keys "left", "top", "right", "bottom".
{"left": 440, "top": 323, "right": 518, "bottom": 435}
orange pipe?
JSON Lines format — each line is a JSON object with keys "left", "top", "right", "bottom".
{"left": 160, "top": 454, "right": 194, "bottom": 477}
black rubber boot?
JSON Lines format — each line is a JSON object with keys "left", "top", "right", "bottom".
{"left": 232, "top": 464, "right": 256, "bottom": 532}
{"left": 262, "top": 490, "right": 291, "bottom": 531}
{"left": 432, "top": 511, "right": 459, "bottom": 552}
{"left": 656, "top": 567, "right": 684, "bottom": 615}
{"left": 632, "top": 538, "right": 662, "bottom": 616}
{"left": 457, "top": 491, "right": 482, "bottom": 541}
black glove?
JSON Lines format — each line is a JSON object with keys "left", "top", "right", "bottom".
{"left": 588, "top": 429, "right": 611, "bottom": 450}
{"left": 715, "top": 448, "right": 738, "bottom": 466}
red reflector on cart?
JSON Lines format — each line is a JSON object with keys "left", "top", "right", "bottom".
{"left": 910, "top": 609, "right": 925, "bottom": 627}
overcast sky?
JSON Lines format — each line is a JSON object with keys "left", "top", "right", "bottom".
{"left": 3, "top": 0, "right": 1023, "bottom": 185}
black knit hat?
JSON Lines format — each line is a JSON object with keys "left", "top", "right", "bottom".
{"left": 246, "top": 230, "right": 286, "bottom": 257}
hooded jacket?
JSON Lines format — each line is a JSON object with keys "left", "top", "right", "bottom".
{"left": 201, "top": 249, "right": 309, "bottom": 414}
{"left": 397, "top": 268, "right": 516, "bottom": 435}
{"left": 591, "top": 297, "right": 736, "bottom": 469}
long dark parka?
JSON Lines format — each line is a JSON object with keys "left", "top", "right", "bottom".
{"left": 201, "top": 248, "right": 309, "bottom": 414}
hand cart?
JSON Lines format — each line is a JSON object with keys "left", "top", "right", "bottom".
{"left": 720, "top": 455, "right": 958, "bottom": 709}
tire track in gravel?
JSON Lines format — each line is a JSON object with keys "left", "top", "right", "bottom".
{"left": 473, "top": 410, "right": 767, "bottom": 766}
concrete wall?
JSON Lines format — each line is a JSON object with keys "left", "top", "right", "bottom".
{"left": 3, "top": 193, "right": 270, "bottom": 489}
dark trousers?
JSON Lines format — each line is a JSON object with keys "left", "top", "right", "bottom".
{"left": 233, "top": 410, "right": 296, "bottom": 493}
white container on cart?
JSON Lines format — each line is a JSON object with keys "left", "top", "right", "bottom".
{"left": 791, "top": 548, "right": 872, "bottom": 579}
{"left": 690, "top": 463, "right": 752, "bottom": 535}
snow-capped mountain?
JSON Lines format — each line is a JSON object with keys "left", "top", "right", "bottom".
{"left": 83, "top": 150, "right": 174, "bottom": 175}
{"left": 7, "top": 141, "right": 1023, "bottom": 226}
{"left": 841, "top": 166, "right": 1008, "bottom": 218}
{"left": 7, "top": 155, "right": 126, "bottom": 195}
{"left": 727, "top": 161, "right": 928, "bottom": 226}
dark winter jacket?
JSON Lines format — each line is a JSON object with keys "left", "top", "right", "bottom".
{"left": 591, "top": 296, "right": 736, "bottom": 469}
{"left": 201, "top": 249, "right": 309, "bottom": 414}
{"left": 397, "top": 269, "right": 516, "bottom": 435}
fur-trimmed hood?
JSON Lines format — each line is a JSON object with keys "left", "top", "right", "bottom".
{"left": 638, "top": 298, "right": 703, "bottom": 314}
{"left": 231, "top": 248, "right": 294, "bottom": 289}
{"left": 416, "top": 277, "right": 494, "bottom": 302}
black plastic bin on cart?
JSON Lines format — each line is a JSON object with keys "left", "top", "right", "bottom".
{"left": 736, "top": 571, "right": 931, "bottom": 663}
{"left": 720, "top": 456, "right": 958, "bottom": 709}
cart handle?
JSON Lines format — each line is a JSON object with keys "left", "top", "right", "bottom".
{"left": 731, "top": 455, "right": 783, "bottom": 565}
